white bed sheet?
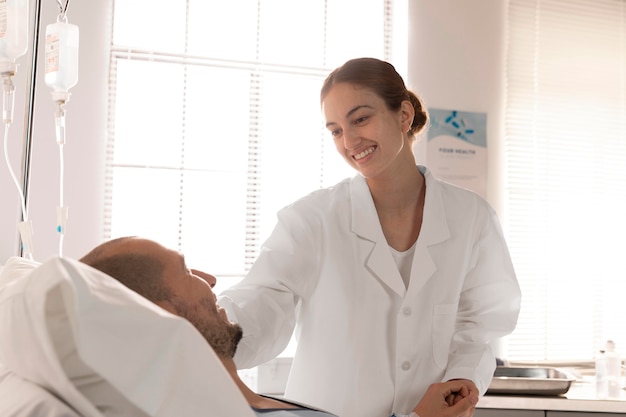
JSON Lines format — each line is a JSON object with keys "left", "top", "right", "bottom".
{"left": 0, "top": 363, "right": 81, "bottom": 417}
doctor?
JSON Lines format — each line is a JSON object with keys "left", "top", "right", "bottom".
{"left": 219, "top": 57, "right": 521, "bottom": 417}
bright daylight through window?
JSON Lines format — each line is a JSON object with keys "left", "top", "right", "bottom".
{"left": 106, "top": 0, "right": 406, "bottom": 293}
{"left": 504, "top": 0, "right": 626, "bottom": 362}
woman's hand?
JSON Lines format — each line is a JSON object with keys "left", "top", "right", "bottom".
{"left": 445, "top": 379, "right": 478, "bottom": 408}
{"left": 412, "top": 380, "right": 478, "bottom": 417}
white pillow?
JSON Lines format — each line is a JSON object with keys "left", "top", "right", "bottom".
{"left": 0, "top": 256, "right": 254, "bottom": 417}
{"left": 0, "top": 256, "right": 40, "bottom": 288}
{"left": 0, "top": 363, "right": 81, "bottom": 417}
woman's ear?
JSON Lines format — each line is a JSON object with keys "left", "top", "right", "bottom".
{"left": 400, "top": 100, "right": 415, "bottom": 133}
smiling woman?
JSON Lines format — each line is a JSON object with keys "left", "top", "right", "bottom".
{"left": 218, "top": 57, "right": 521, "bottom": 417}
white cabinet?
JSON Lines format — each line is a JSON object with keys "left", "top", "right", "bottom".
{"left": 474, "top": 410, "right": 626, "bottom": 417}
{"left": 547, "top": 413, "right": 626, "bottom": 417}
{"left": 474, "top": 410, "right": 545, "bottom": 417}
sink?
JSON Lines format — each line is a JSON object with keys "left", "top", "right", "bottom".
{"left": 487, "top": 366, "right": 576, "bottom": 396}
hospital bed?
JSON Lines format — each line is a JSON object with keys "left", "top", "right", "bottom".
{"left": 0, "top": 256, "right": 256, "bottom": 417}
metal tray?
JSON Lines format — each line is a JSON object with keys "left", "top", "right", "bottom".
{"left": 487, "top": 366, "right": 576, "bottom": 396}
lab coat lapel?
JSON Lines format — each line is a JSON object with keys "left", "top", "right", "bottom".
{"left": 350, "top": 176, "right": 406, "bottom": 296}
{"left": 408, "top": 170, "right": 450, "bottom": 294}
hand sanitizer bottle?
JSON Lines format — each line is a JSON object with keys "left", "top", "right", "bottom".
{"left": 596, "top": 340, "right": 622, "bottom": 399}
{"left": 605, "top": 340, "right": 622, "bottom": 398}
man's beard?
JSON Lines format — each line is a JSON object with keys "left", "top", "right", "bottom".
{"left": 171, "top": 296, "right": 243, "bottom": 359}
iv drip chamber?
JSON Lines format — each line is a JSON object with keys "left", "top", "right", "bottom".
{"left": 45, "top": 21, "right": 78, "bottom": 94}
{"left": 0, "top": 0, "right": 29, "bottom": 73}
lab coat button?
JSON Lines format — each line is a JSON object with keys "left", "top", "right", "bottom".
{"left": 402, "top": 307, "right": 412, "bottom": 316}
{"left": 401, "top": 361, "right": 411, "bottom": 371}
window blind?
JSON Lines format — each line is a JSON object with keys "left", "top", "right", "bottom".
{"left": 105, "top": 0, "right": 406, "bottom": 293}
{"left": 505, "top": 0, "right": 626, "bottom": 361}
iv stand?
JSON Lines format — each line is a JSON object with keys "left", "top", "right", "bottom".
{"left": 17, "top": 0, "right": 42, "bottom": 257}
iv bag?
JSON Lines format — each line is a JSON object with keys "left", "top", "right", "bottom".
{"left": 0, "top": 0, "right": 29, "bottom": 71}
{"left": 45, "top": 21, "right": 78, "bottom": 93}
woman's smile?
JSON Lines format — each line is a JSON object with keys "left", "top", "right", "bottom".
{"left": 353, "top": 145, "right": 377, "bottom": 161}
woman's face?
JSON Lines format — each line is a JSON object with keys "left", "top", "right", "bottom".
{"left": 321, "top": 82, "right": 414, "bottom": 179}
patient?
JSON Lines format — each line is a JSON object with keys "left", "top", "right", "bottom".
{"left": 79, "top": 237, "right": 478, "bottom": 417}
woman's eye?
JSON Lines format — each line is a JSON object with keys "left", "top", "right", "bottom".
{"left": 354, "top": 116, "right": 368, "bottom": 125}
{"left": 330, "top": 129, "right": 342, "bottom": 138}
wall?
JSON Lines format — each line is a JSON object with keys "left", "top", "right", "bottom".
{"left": 409, "top": 0, "right": 507, "bottom": 216}
{"left": 0, "top": 0, "right": 507, "bottom": 264}
{"left": 0, "top": 0, "right": 109, "bottom": 263}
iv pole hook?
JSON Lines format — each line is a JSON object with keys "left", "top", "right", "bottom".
{"left": 55, "top": 0, "right": 70, "bottom": 22}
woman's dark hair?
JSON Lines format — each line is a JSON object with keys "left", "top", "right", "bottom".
{"left": 320, "top": 57, "right": 429, "bottom": 137}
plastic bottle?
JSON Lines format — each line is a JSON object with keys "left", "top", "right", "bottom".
{"left": 44, "top": 21, "right": 79, "bottom": 97}
{"left": 605, "top": 340, "right": 622, "bottom": 398}
{"left": 44, "top": 20, "right": 78, "bottom": 145}
{"left": 596, "top": 340, "right": 622, "bottom": 399}
{"left": 0, "top": 0, "right": 29, "bottom": 73}
{"left": 0, "top": 0, "right": 29, "bottom": 123}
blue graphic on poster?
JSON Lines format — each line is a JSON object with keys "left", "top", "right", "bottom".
{"left": 427, "top": 109, "right": 487, "bottom": 198}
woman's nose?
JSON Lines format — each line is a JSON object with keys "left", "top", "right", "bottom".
{"left": 342, "top": 127, "right": 361, "bottom": 149}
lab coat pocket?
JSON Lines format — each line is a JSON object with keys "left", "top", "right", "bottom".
{"left": 432, "top": 303, "right": 457, "bottom": 369}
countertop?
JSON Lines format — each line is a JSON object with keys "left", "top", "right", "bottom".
{"left": 478, "top": 377, "right": 626, "bottom": 413}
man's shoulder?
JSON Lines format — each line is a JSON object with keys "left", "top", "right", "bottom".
{"left": 252, "top": 396, "right": 338, "bottom": 417}
{"left": 252, "top": 409, "right": 337, "bottom": 417}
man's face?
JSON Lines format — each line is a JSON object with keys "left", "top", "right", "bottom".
{"left": 154, "top": 241, "right": 243, "bottom": 359}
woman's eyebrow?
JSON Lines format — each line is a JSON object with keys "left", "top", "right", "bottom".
{"left": 325, "top": 104, "right": 373, "bottom": 128}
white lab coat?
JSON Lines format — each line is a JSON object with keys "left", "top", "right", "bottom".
{"left": 219, "top": 166, "right": 521, "bottom": 417}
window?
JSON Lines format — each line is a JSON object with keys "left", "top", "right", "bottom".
{"left": 106, "top": 0, "right": 407, "bottom": 295}
{"left": 505, "top": 0, "right": 626, "bottom": 361}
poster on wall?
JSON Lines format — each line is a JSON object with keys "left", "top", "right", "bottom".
{"left": 426, "top": 108, "right": 487, "bottom": 199}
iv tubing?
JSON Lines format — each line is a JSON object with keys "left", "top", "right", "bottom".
{"left": 3, "top": 121, "right": 34, "bottom": 261}
{"left": 3, "top": 123, "right": 27, "bottom": 219}
{"left": 52, "top": 97, "right": 68, "bottom": 258}
{"left": 57, "top": 141, "right": 66, "bottom": 257}
{"left": 58, "top": 142, "right": 64, "bottom": 256}
{"left": 59, "top": 143, "right": 64, "bottom": 211}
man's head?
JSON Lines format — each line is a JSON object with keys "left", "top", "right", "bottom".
{"left": 79, "top": 236, "right": 243, "bottom": 359}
